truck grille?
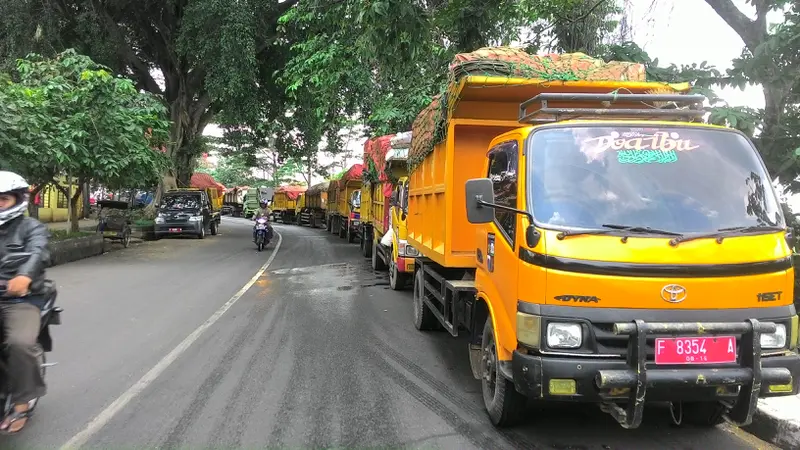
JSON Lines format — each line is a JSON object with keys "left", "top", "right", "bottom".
{"left": 590, "top": 322, "right": 745, "bottom": 361}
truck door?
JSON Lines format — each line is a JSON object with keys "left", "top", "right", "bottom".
{"left": 477, "top": 139, "right": 520, "bottom": 331}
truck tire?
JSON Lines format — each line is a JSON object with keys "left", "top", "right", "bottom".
{"left": 210, "top": 220, "right": 218, "bottom": 236}
{"left": 389, "top": 260, "right": 407, "bottom": 290}
{"left": 413, "top": 269, "right": 438, "bottom": 331}
{"left": 347, "top": 224, "right": 356, "bottom": 243}
{"left": 481, "top": 318, "right": 526, "bottom": 427}
{"left": 326, "top": 218, "right": 332, "bottom": 232}
{"left": 371, "top": 240, "right": 386, "bottom": 271}
{"left": 338, "top": 220, "right": 346, "bottom": 238}
{"left": 680, "top": 402, "right": 727, "bottom": 427}
{"left": 363, "top": 234, "right": 372, "bottom": 258}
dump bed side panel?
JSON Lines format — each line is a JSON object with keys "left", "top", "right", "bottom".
{"left": 372, "top": 182, "right": 388, "bottom": 235}
{"left": 408, "top": 121, "right": 520, "bottom": 268}
{"left": 361, "top": 184, "right": 373, "bottom": 225}
{"left": 273, "top": 193, "right": 287, "bottom": 211}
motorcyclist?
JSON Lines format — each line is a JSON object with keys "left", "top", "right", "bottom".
{"left": 0, "top": 171, "right": 49, "bottom": 434}
{"left": 253, "top": 200, "right": 272, "bottom": 242}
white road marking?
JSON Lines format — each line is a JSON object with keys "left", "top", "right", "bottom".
{"left": 60, "top": 231, "right": 283, "bottom": 449}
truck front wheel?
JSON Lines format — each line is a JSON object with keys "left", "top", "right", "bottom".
{"left": 481, "top": 318, "right": 526, "bottom": 427}
{"left": 412, "top": 269, "right": 438, "bottom": 330}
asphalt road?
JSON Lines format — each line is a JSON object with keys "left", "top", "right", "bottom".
{"left": 2, "top": 217, "right": 776, "bottom": 449}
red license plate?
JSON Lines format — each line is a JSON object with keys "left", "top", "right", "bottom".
{"left": 655, "top": 336, "right": 737, "bottom": 365}
{"left": 168, "top": 228, "right": 181, "bottom": 232}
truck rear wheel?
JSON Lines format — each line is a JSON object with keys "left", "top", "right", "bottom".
{"left": 481, "top": 318, "right": 526, "bottom": 427}
{"left": 362, "top": 234, "right": 372, "bottom": 258}
{"left": 347, "top": 225, "right": 356, "bottom": 243}
{"left": 680, "top": 402, "right": 727, "bottom": 427}
{"left": 210, "top": 220, "right": 218, "bottom": 235}
{"left": 326, "top": 218, "right": 332, "bottom": 232}
{"left": 413, "top": 269, "right": 438, "bottom": 330}
{"left": 338, "top": 220, "right": 346, "bottom": 238}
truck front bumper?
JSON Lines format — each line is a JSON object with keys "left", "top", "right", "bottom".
{"left": 154, "top": 221, "right": 202, "bottom": 237}
{"left": 511, "top": 319, "right": 800, "bottom": 429}
{"left": 396, "top": 256, "right": 416, "bottom": 273}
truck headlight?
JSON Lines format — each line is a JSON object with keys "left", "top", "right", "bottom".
{"left": 398, "top": 240, "right": 419, "bottom": 257}
{"left": 516, "top": 312, "right": 541, "bottom": 348}
{"left": 547, "top": 322, "right": 582, "bottom": 349}
{"left": 761, "top": 324, "right": 787, "bottom": 349}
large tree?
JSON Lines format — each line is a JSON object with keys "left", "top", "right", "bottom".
{"left": 2, "top": 0, "right": 300, "bottom": 193}
{"left": 277, "top": 0, "right": 626, "bottom": 136}
{"left": 701, "top": 0, "right": 800, "bottom": 189}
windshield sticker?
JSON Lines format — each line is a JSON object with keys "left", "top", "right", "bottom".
{"left": 618, "top": 149, "right": 678, "bottom": 164}
{"left": 584, "top": 131, "right": 699, "bottom": 153}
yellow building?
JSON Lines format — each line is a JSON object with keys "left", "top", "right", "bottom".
{"left": 31, "top": 180, "right": 84, "bottom": 223}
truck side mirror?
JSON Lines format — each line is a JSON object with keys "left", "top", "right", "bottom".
{"left": 465, "top": 178, "right": 495, "bottom": 224}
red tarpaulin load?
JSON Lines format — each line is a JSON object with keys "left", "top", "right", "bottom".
{"left": 362, "top": 135, "right": 394, "bottom": 185}
{"left": 191, "top": 173, "right": 226, "bottom": 193}
{"left": 341, "top": 164, "right": 363, "bottom": 182}
{"left": 276, "top": 185, "right": 307, "bottom": 200}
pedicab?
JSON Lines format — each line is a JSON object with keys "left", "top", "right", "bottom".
{"left": 95, "top": 200, "right": 133, "bottom": 248}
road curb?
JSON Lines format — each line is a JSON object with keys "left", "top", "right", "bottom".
{"left": 743, "top": 397, "right": 800, "bottom": 449}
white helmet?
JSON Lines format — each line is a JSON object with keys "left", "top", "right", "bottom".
{"left": 0, "top": 171, "right": 30, "bottom": 227}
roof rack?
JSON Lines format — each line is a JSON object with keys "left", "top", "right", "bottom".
{"left": 518, "top": 92, "right": 707, "bottom": 124}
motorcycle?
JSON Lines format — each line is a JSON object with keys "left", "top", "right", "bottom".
{"left": 0, "top": 253, "right": 62, "bottom": 416}
{"left": 254, "top": 217, "right": 273, "bottom": 252}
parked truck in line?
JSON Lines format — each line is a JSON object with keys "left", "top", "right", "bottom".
{"left": 361, "top": 132, "right": 417, "bottom": 290}
{"left": 272, "top": 185, "right": 306, "bottom": 223}
{"left": 359, "top": 134, "right": 393, "bottom": 261}
{"left": 222, "top": 186, "right": 247, "bottom": 217}
{"left": 302, "top": 181, "right": 329, "bottom": 228}
{"left": 406, "top": 52, "right": 800, "bottom": 430}
{"left": 327, "top": 164, "right": 363, "bottom": 242}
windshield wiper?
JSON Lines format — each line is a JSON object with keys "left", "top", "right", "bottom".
{"left": 557, "top": 224, "right": 683, "bottom": 241}
{"left": 668, "top": 225, "right": 786, "bottom": 246}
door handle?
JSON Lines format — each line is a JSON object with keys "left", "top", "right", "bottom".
{"left": 487, "top": 233, "right": 495, "bottom": 273}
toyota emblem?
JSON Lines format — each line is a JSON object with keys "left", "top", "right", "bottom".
{"left": 661, "top": 284, "right": 687, "bottom": 303}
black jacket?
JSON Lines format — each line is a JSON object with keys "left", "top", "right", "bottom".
{"left": 0, "top": 216, "right": 51, "bottom": 295}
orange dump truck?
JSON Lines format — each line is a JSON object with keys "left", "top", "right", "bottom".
{"left": 407, "top": 48, "right": 799, "bottom": 429}
{"left": 302, "top": 181, "right": 329, "bottom": 227}
{"left": 358, "top": 134, "right": 393, "bottom": 257}
{"left": 272, "top": 185, "right": 306, "bottom": 223}
{"left": 361, "top": 132, "right": 415, "bottom": 290}
{"left": 326, "top": 164, "right": 363, "bottom": 242}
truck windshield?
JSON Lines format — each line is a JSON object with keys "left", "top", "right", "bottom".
{"left": 161, "top": 195, "right": 200, "bottom": 210}
{"left": 528, "top": 125, "right": 784, "bottom": 233}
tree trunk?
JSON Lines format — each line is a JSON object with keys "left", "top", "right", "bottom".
{"left": 69, "top": 183, "right": 84, "bottom": 233}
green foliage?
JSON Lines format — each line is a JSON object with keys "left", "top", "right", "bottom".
{"left": 1, "top": 0, "right": 300, "bottom": 185}
{"left": 0, "top": 50, "right": 170, "bottom": 189}
{"left": 0, "top": 50, "right": 170, "bottom": 230}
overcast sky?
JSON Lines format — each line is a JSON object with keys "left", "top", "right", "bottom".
{"left": 204, "top": 0, "right": 774, "bottom": 185}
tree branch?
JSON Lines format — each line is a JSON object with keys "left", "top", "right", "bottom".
{"left": 703, "top": 0, "right": 766, "bottom": 52}
{"left": 256, "top": 0, "right": 303, "bottom": 54}
{"left": 89, "top": 0, "right": 163, "bottom": 95}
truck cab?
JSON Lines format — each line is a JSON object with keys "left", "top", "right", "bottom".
{"left": 464, "top": 95, "right": 799, "bottom": 428}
